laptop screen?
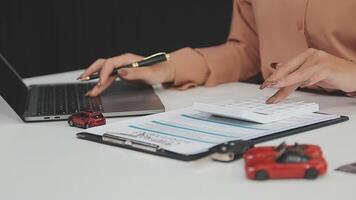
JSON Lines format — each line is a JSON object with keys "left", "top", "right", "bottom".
{"left": 0, "top": 54, "right": 28, "bottom": 117}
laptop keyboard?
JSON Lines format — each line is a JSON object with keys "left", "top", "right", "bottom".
{"left": 36, "top": 83, "right": 103, "bottom": 116}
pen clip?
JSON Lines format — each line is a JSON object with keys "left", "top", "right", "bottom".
{"left": 143, "top": 52, "right": 168, "bottom": 60}
{"left": 103, "top": 133, "right": 160, "bottom": 152}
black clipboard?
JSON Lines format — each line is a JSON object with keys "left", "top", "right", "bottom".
{"left": 76, "top": 115, "right": 349, "bottom": 161}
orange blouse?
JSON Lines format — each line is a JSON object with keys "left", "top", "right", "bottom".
{"left": 168, "top": 0, "right": 356, "bottom": 90}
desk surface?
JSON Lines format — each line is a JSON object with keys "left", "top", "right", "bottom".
{"left": 1, "top": 71, "right": 355, "bottom": 200}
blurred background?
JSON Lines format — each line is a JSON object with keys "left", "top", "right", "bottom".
{"left": 0, "top": 0, "right": 232, "bottom": 78}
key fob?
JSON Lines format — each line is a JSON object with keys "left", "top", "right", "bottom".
{"left": 210, "top": 140, "right": 254, "bottom": 162}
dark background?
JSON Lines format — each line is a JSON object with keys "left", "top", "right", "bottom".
{"left": 0, "top": 0, "right": 233, "bottom": 78}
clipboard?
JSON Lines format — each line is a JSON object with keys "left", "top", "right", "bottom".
{"left": 76, "top": 115, "right": 349, "bottom": 161}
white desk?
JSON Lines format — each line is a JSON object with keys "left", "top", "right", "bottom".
{"left": 1, "top": 71, "right": 355, "bottom": 200}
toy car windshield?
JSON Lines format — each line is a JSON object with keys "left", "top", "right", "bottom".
{"left": 276, "top": 152, "right": 310, "bottom": 163}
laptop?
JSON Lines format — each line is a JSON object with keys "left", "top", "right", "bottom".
{"left": 0, "top": 53, "right": 165, "bottom": 122}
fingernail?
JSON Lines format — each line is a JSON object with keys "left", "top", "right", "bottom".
{"left": 118, "top": 69, "right": 128, "bottom": 77}
{"left": 77, "top": 74, "right": 84, "bottom": 80}
{"left": 300, "top": 81, "right": 310, "bottom": 88}
{"left": 97, "top": 81, "right": 101, "bottom": 87}
{"left": 260, "top": 80, "right": 279, "bottom": 90}
{"left": 266, "top": 98, "right": 274, "bottom": 104}
{"left": 259, "top": 82, "right": 268, "bottom": 90}
{"left": 85, "top": 92, "right": 90, "bottom": 96}
{"left": 270, "top": 62, "right": 279, "bottom": 69}
{"left": 266, "top": 96, "right": 277, "bottom": 104}
{"left": 267, "top": 81, "right": 279, "bottom": 87}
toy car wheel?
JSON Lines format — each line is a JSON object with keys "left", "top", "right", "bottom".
{"left": 305, "top": 168, "right": 319, "bottom": 179}
{"left": 68, "top": 120, "right": 74, "bottom": 126}
{"left": 255, "top": 170, "right": 269, "bottom": 180}
{"left": 84, "top": 124, "right": 90, "bottom": 129}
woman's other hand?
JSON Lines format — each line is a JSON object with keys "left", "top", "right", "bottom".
{"left": 78, "top": 53, "right": 175, "bottom": 97}
{"left": 260, "top": 48, "right": 356, "bottom": 103}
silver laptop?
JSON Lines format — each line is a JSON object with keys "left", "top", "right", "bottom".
{"left": 0, "top": 53, "right": 165, "bottom": 122}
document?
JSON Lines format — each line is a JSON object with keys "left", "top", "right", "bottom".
{"left": 86, "top": 108, "right": 338, "bottom": 155}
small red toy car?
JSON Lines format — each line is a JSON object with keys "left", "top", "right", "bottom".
{"left": 244, "top": 142, "right": 323, "bottom": 164}
{"left": 244, "top": 142, "right": 327, "bottom": 180}
{"left": 68, "top": 111, "right": 106, "bottom": 129}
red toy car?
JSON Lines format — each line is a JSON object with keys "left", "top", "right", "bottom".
{"left": 68, "top": 111, "right": 106, "bottom": 129}
{"left": 244, "top": 142, "right": 323, "bottom": 164}
{"left": 244, "top": 143, "right": 327, "bottom": 180}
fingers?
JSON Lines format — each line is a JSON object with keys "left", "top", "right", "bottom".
{"left": 300, "top": 70, "right": 329, "bottom": 88}
{"left": 266, "top": 84, "right": 300, "bottom": 104}
{"left": 261, "top": 48, "right": 326, "bottom": 104}
{"left": 264, "top": 49, "right": 331, "bottom": 88}
{"left": 117, "top": 67, "right": 164, "bottom": 85}
{"left": 264, "top": 48, "right": 317, "bottom": 83}
{"left": 117, "top": 64, "right": 173, "bottom": 85}
{"left": 98, "top": 58, "right": 117, "bottom": 86}
{"left": 99, "top": 53, "right": 142, "bottom": 85}
{"left": 86, "top": 76, "right": 116, "bottom": 97}
{"left": 118, "top": 67, "right": 152, "bottom": 81}
{"left": 87, "top": 65, "right": 162, "bottom": 96}
{"left": 79, "top": 58, "right": 106, "bottom": 79}
{"left": 83, "top": 52, "right": 172, "bottom": 96}
{"left": 274, "top": 60, "right": 322, "bottom": 88}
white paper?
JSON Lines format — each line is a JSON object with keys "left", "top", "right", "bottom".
{"left": 86, "top": 107, "right": 338, "bottom": 155}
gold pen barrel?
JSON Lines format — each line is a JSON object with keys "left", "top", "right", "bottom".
{"left": 137, "top": 52, "right": 169, "bottom": 67}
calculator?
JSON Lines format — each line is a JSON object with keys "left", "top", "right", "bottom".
{"left": 193, "top": 97, "right": 319, "bottom": 124}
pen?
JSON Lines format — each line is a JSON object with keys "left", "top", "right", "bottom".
{"left": 78, "top": 52, "right": 170, "bottom": 81}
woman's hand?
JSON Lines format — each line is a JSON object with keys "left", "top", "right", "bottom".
{"left": 79, "top": 53, "right": 175, "bottom": 97}
{"left": 260, "top": 48, "right": 356, "bottom": 103}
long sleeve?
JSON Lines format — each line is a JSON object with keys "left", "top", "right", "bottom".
{"left": 169, "top": 0, "right": 260, "bottom": 89}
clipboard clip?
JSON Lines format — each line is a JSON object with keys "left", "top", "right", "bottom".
{"left": 102, "top": 132, "right": 160, "bottom": 152}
